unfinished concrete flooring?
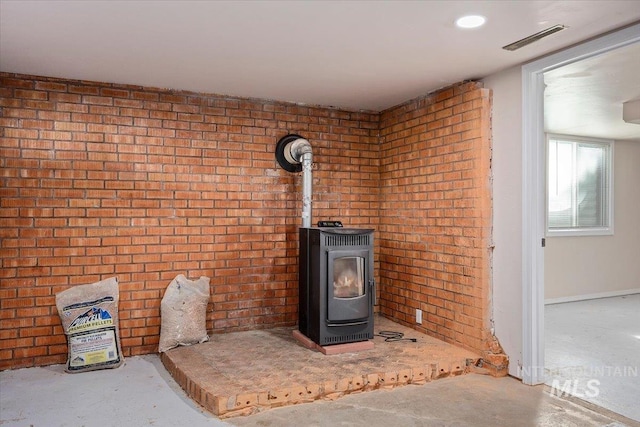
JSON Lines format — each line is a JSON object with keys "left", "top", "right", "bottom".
{"left": 229, "top": 374, "right": 638, "bottom": 427}
{"left": 161, "top": 315, "right": 481, "bottom": 418}
{"left": 2, "top": 354, "right": 637, "bottom": 426}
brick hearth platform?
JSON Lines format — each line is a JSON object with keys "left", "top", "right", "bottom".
{"left": 161, "top": 315, "right": 481, "bottom": 418}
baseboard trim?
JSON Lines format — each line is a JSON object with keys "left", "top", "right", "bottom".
{"left": 544, "top": 289, "right": 640, "bottom": 305}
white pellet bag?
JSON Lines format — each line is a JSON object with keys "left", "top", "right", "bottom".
{"left": 55, "top": 277, "right": 123, "bottom": 373}
{"left": 158, "top": 274, "right": 210, "bottom": 353}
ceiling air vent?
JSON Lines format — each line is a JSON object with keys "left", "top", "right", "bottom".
{"left": 502, "top": 24, "right": 567, "bottom": 51}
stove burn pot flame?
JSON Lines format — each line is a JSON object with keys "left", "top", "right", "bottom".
{"left": 275, "top": 134, "right": 313, "bottom": 228}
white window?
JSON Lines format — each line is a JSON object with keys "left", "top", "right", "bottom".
{"left": 546, "top": 134, "right": 613, "bottom": 236}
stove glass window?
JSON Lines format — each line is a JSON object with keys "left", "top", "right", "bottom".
{"left": 332, "top": 257, "right": 364, "bottom": 299}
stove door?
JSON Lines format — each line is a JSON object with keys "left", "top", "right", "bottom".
{"left": 326, "top": 249, "right": 370, "bottom": 323}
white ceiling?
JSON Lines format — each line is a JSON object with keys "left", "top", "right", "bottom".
{"left": 1, "top": 1, "right": 639, "bottom": 139}
{"left": 544, "top": 42, "right": 640, "bottom": 141}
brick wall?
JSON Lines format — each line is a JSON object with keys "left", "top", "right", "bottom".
{"left": 1, "top": 74, "right": 504, "bottom": 372}
{"left": 378, "top": 82, "right": 498, "bottom": 360}
{"left": 0, "top": 73, "right": 380, "bottom": 369}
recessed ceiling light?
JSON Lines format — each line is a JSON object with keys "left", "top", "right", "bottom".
{"left": 456, "top": 15, "right": 486, "bottom": 29}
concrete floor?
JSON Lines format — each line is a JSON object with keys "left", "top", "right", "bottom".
{"left": 2, "top": 354, "right": 638, "bottom": 427}
{"left": 545, "top": 294, "right": 640, "bottom": 422}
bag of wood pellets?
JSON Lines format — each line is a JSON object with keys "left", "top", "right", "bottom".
{"left": 55, "top": 277, "right": 123, "bottom": 373}
{"left": 158, "top": 274, "right": 210, "bottom": 353}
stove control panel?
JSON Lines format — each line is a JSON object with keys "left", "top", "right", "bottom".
{"left": 317, "top": 221, "right": 343, "bottom": 227}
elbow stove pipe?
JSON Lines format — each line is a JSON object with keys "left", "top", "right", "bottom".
{"left": 275, "top": 134, "right": 313, "bottom": 228}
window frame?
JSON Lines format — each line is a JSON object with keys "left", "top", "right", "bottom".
{"left": 545, "top": 133, "right": 614, "bottom": 237}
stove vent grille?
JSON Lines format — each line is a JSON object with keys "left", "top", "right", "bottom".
{"left": 324, "top": 233, "right": 371, "bottom": 247}
{"left": 322, "top": 331, "right": 372, "bottom": 345}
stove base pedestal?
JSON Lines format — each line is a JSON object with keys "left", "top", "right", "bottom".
{"left": 293, "top": 329, "right": 374, "bottom": 355}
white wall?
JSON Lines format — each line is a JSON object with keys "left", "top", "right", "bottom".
{"left": 483, "top": 67, "right": 640, "bottom": 380}
{"left": 483, "top": 24, "right": 640, "bottom": 382}
{"left": 545, "top": 139, "right": 640, "bottom": 301}
{"left": 482, "top": 67, "right": 523, "bottom": 378}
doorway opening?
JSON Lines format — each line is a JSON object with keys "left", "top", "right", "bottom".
{"left": 521, "top": 23, "right": 640, "bottom": 387}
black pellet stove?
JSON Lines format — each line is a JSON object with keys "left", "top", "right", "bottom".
{"left": 274, "top": 134, "right": 374, "bottom": 346}
{"left": 299, "top": 223, "right": 374, "bottom": 346}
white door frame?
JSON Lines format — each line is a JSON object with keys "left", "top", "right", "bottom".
{"left": 521, "top": 23, "right": 640, "bottom": 386}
